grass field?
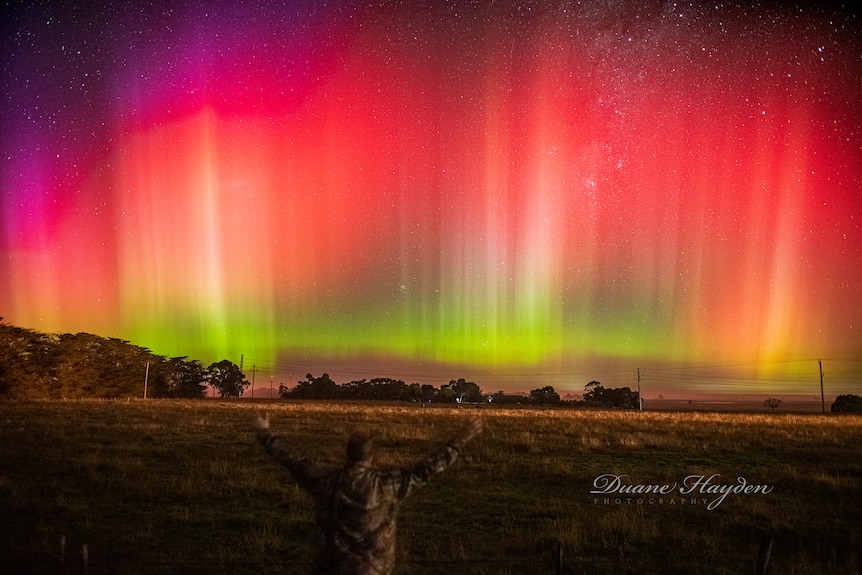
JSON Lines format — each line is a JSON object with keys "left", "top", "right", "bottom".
{"left": 1, "top": 399, "right": 860, "bottom": 574}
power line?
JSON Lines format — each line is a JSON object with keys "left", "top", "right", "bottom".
{"left": 231, "top": 355, "right": 862, "bottom": 394}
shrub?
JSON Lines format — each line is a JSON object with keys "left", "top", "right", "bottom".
{"left": 831, "top": 394, "right": 862, "bottom": 413}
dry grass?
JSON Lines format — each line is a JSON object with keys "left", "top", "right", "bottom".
{"left": 1, "top": 399, "right": 860, "bottom": 574}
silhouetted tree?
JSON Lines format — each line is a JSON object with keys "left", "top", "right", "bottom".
{"left": 147, "top": 370, "right": 171, "bottom": 398}
{"left": 345, "top": 377, "right": 408, "bottom": 401}
{"left": 831, "top": 394, "right": 862, "bottom": 413}
{"left": 208, "top": 360, "right": 248, "bottom": 398}
{"left": 0, "top": 321, "right": 222, "bottom": 399}
{"left": 763, "top": 397, "right": 783, "bottom": 410}
{"left": 530, "top": 386, "right": 561, "bottom": 404}
{"left": 165, "top": 357, "right": 207, "bottom": 398}
{"left": 419, "top": 384, "right": 438, "bottom": 402}
{"left": 490, "top": 390, "right": 526, "bottom": 404}
{"left": 449, "top": 378, "right": 483, "bottom": 403}
{"left": 583, "top": 382, "right": 639, "bottom": 409}
{"left": 0, "top": 323, "right": 171, "bottom": 399}
{"left": 405, "top": 382, "right": 422, "bottom": 402}
{"left": 437, "top": 384, "right": 456, "bottom": 403}
{"left": 286, "top": 373, "right": 340, "bottom": 399}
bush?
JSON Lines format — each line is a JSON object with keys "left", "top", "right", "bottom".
{"left": 831, "top": 394, "right": 862, "bottom": 413}
{"left": 583, "top": 381, "right": 640, "bottom": 409}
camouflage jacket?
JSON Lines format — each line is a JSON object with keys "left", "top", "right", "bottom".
{"left": 255, "top": 429, "right": 462, "bottom": 575}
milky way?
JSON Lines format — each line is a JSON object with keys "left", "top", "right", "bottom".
{"left": 2, "top": 1, "right": 860, "bottom": 395}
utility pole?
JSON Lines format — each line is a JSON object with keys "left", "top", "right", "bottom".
{"left": 239, "top": 354, "right": 244, "bottom": 372}
{"left": 637, "top": 368, "right": 643, "bottom": 411}
{"left": 250, "top": 365, "right": 256, "bottom": 398}
{"left": 820, "top": 360, "right": 825, "bottom": 414}
{"left": 143, "top": 361, "right": 150, "bottom": 399}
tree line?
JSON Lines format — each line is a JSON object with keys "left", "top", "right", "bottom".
{"left": 1, "top": 320, "right": 645, "bottom": 407}
{"left": 282, "top": 373, "right": 488, "bottom": 403}
{"left": 0, "top": 321, "right": 245, "bottom": 399}
{"left": 281, "top": 372, "right": 642, "bottom": 409}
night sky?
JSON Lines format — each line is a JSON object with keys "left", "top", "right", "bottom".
{"left": 2, "top": 1, "right": 860, "bottom": 396}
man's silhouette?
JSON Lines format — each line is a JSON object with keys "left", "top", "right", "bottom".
{"left": 250, "top": 412, "right": 483, "bottom": 575}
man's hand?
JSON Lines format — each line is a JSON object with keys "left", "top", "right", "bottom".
{"left": 250, "top": 411, "right": 270, "bottom": 433}
{"left": 454, "top": 416, "right": 484, "bottom": 447}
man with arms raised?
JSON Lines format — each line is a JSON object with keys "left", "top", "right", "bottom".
{"left": 250, "top": 412, "right": 483, "bottom": 574}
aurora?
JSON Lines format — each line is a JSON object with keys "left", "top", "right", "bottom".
{"left": 2, "top": 1, "right": 860, "bottom": 396}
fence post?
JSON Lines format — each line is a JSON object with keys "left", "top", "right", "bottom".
{"left": 756, "top": 533, "right": 773, "bottom": 575}
{"left": 556, "top": 540, "right": 564, "bottom": 575}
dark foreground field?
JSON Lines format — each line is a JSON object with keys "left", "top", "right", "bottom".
{"left": 1, "top": 400, "right": 860, "bottom": 574}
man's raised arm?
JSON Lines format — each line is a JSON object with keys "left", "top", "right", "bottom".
{"left": 449, "top": 416, "right": 484, "bottom": 450}
{"left": 250, "top": 411, "right": 325, "bottom": 485}
{"left": 398, "top": 416, "right": 484, "bottom": 495}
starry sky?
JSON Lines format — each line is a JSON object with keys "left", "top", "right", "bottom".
{"left": 2, "top": 1, "right": 860, "bottom": 397}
